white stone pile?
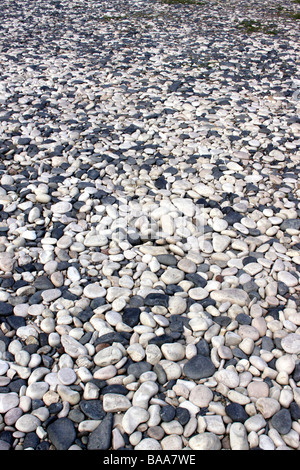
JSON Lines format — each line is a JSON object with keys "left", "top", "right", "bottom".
{"left": 0, "top": 0, "right": 299, "bottom": 451}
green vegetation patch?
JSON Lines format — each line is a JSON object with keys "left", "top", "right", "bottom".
{"left": 289, "top": 11, "right": 300, "bottom": 18}
{"left": 238, "top": 19, "right": 279, "bottom": 35}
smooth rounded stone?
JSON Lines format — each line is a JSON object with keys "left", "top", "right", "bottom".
{"left": 41, "top": 289, "right": 61, "bottom": 303}
{"left": 238, "top": 325, "right": 260, "bottom": 341}
{"left": 161, "top": 435, "right": 183, "bottom": 450}
{"left": 94, "top": 345, "right": 123, "bottom": 367}
{"left": 51, "top": 201, "right": 72, "bottom": 214}
{"left": 214, "top": 369, "right": 239, "bottom": 389}
{"left": 103, "top": 393, "right": 131, "bottom": 412}
{"left": 122, "top": 406, "right": 150, "bottom": 434}
{"left": 277, "top": 271, "right": 298, "bottom": 287}
{"left": 155, "top": 254, "right": 177, "bottom": 266}
{"left": 146, "top": 344, "right": 162, "bottom": 365}
{"left": 270, "top": 409, "right": 292, "bottom": 435}
{"left": 127, "top": 361, "right": 152, "bottom": 378}
{"left": 161, "top": 419, "right": 183, "bottom": 435}
{"left": 247, "top": 381, "right": 269, "bottom": 398}
{"left": 0, "top": 301, "right": 13, "bottom": 316}
{"left": 168, "top": 296, "right": 187, "bottom": 315}
{"left": 84, "top": 234, "right": 108, "bottom": 247}
{"left": 189, "top": 384, "right": 213, "bottom": 408}
{"left": 177, "top": 258, "right": 197, "bottom": 273}
{"left": 40, "top": 317, "right": 56, "bottom": 334}
{"left": 281, "top": 334, "right": 300, "bottom": 354}
{"left": 47, "top": 417, "right": 77, "bottom": 450}
{"left": 61, "top": 335, "right": 88, "bottom": 358}
{"left": 204, "top": 415, "right": 225, "bottom": 435}
{"left": 106, "top": 287, "right": 131, "bottom": 302}
{"left": 189, "top": 432, "right": 221, "bottom": 450}
{"left": 161, "top": 343, "right": 185, "bottom": 361}
{"left": 244, "top": 414, "right": 267, "bottom": 433}
{"left": 255, "top": 397, "right": 281, "bottom": 419}
{"left": 0, "top": 359, "right": 9, "bottom": 375}
{"left": 15, "top": 414, "right": 41, "bottom": 432}
{"left": 0, "top": 440, "right": 11, "bottom": 451}
{"left": 259, "top": 434, "right": 275, "bottom": 450}
{"left": 0, "top": 252, "right": 15, "bottom": 272}
{"left": 225, "top": 403, "right": 249, "bottom": 423}
{"left": 4, "top": 406, "right": 23, "bottom": 425}
{"left": 212, "top": 234, "right": 231, "bottom": 252}
{"left": 127, "top": 343, "right": 146, "bottom": 362}
{"left": 144, "top": 293, "right": 169, "bottom": 308}
{"left": 172, "top": 197, "right": 195, "bottom": 217}
{"left": 276, "top": 355, "right": 296, "bottom": 374}
{"left": 229, "top": 422, "right": 249, "bottom": 450}
{"left": 57, "top": 367, "right": 77, "bottom": 385}
{"left": 0, "top": 392, "right": 19, "bottom": 413}
{"left": 160, "top": 404, "right": 176, "bottom": 423}
{"left": 194, "top": 183, "right": 214, "bottom": 198}
{"left": 161, "top": 268, "right": 185, "bottom": 285}
{"left": 188, "top": 287, "right": 209, "bottom": 300}
{"left": 26, "top": 382, "right": 49, "bottom": 400}
{"left": 122, "top": 307, "right": 141, "bottom": 327}
{"left": 189, "top": 316, "right": 210, "bottom": 333}
{"left": 67, "top": 266, "right": 81, "bottom": 283}
{"left": 183, "top": 355, "right": 216, "bottom": 380}
{"left": 134, "top": 438, "right": 162, "bottom": 450}
{"left": 243, "top": 263, "right": 263, "bottom": 276}
{"left": 132, "top": 381, "right": 159, "bottom": 408}
{"left": 83, "top": 283, "right": 106, "bottom": 299}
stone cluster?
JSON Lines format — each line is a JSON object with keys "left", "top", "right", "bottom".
{"left": 0, "top": 0, "right": 299, "bottom": 451}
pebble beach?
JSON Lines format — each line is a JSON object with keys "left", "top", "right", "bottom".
{"left": 0, "top": 0, "right": 300, "bottom": 451}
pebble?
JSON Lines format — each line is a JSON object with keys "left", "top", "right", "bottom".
{"left": 189, "top": 432, "right": 221, "bottom": 450}
{"left": 0, "top": 0, "right": 299, "bottom": 452}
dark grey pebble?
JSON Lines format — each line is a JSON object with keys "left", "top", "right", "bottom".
{"left": 280, "top": 219, "right": 300, "bottom": 231}
{"left": 144, "top": 292, "right": 169, "bottom": 307}
{"left": 87, "top": 413, "right": 113, "bottom": 450}
{"left": 183, "top": 355, "right": 216, "bottom": 380}
{"left": 80, "top": 399, "right": 106, "bottom": 420}
{"left": 33, "top": 276, "right": 55, "bottom": 290}
{"left": 47, "top": 417, "right": 76, "bottom": 450}
{"left": 127, "top": 361, "right": 152, "bottom": 378}
{"left": 122, "top": 307, "right": 141, "bottom": 327}
{"left": 225, "top": 403, "right": 249, "bottom": 423}
{"left": 156, "top": 254, "right": 177, "bottom": 266}
{"left": 270, "top": 409, "right": 292, "bottom": 435}
{"left": 0, "top": 302, "right": 13, "bottom": 316}
{"left": 160, "top": 404, "right": 176, "bottom": 422}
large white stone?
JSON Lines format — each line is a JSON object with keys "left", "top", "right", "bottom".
{"left": 210, "top": 288, "right": 250, "bottom": 306}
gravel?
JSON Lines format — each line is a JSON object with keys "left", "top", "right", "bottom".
{"left": 0, "top": 0, "right": 300, "bottom": 451}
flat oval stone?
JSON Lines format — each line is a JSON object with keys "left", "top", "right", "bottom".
{"left": 183, "top": 355, "right": 216, "bottom": 380}
{"left": 51, "top": 201, "right": 72, "bottom": 214}
{"left": 83, "top": 283, "right": 106, "bottom": 299}
{"left": 94, "top": 345, "right": 123, "bottom": 367}
{"left": 58, "top": 367, "right": 77, "bottom": 385}
{"left": 15, "top": 414, "right": 41, "bottom": 432}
